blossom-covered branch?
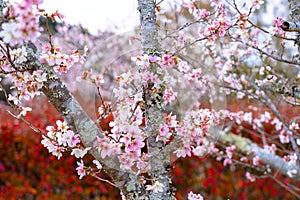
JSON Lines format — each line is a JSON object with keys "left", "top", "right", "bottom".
{"left": 210, "top": 126, "right": 300, "bottom": 181}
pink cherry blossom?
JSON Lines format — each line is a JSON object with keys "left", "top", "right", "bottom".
{"left": 252, "top": 156, "right": 260, "bottom": 166}
{"left": 76, "top": 160, "right": 86, "bottom": 179}
{"left": 156, "top": 124, "right": 171, "bottom": 143}
{"left": 71, "top": 147, "right": 91, "bottom": 158}
{"left": 92, "top": 160, "right": 103, "bottom": 170}
{"left": 63, "top": 130, "right": 81, "bottom": 147}
{"left": 187, "top": 191, "right": 204, "bottom": 200}
{"left": 145, "top": 181, "right": 164, "bottom": 193}
{"left": 223, "top": 158, "right": 232, "bottom": 166}
{"left": 94, "top": 137, "right": 117, "bottom": 158}
{"left": 163, "top": 88, "right": 177, "bottom": 104}
{"left": 125, "top": 139, "right": 145, "bottom": 153}
{"left": 17, "top": 106, "right": 32, "bottom": 118}
{"left": 246, "top": 172, "right": 256, "bottom": 182}
{"left": 159, "top": 54, "right": 178, "bottom": 68}
{"left": 56, "top": 120, "right": 68, "bottom": 132}
{"left": 272, "top": 17, "right": 286, "bottom": 35}
{"left": 174, "top": 146, "right": 192, "bottom": 158}
{"left": 0, "top": 22, "right": 22, "bottom": 45}
{"left": 252, "top": 0, "right": 264, "bottom": 10}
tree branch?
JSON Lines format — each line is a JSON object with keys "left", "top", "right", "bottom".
{"left": 281, "top": 21, "right": 300, "bottom": 33}
{"left": 210, "top": 126, "right": 300, "bottom": 181}
{"left": 24, "top": 42, "right": 132, "bottom": 193}
{"left": 287, "top": 0, "right": 300, "bottom": 21}
{"left": 285, "top": 0, "right": 300, "bottom": 56}
{"left": 136, "top": 0, "right": 175, "bottom": 199}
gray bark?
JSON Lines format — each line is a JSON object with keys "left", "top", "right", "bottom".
{"left": 288, "top": 0, "right": 300, "bottom": 20}
{"left": 210, "top": 126, "right": 300, "bottom": 181}
{"left": 2, "top": 0, "right": 300, "bottom": 199}
{"left": 1, "top": 0, "right": 175, "bottom": 199}
{"left": 24, "top": 42, "right": 135, "bottom": 194}
{"left": 137, "top": 0, "right": 175, "bottom": 199}
{"left": 282, "top": 0, "right": 300, "bottom": 56}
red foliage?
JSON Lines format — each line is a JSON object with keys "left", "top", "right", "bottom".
{"left": 171, "top": 98, "right": 300, "bottom": 199}
{"left": 0, "top": 97, "right": 120, "bottom": 199}
{"left": 99, "top": 113, "right": 114, "bottom": 132}
{"left": 0, "top": 97, "right": 299, "bottom": 199}
{"left": 172, "top": 156, "right": 299, "bottom": 199}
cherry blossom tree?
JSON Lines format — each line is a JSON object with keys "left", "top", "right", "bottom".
{"left": 0, "top": 0, "right": 300, "bottom": 199}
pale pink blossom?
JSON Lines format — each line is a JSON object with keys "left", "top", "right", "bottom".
{"left": 156, "top": 124, "right": 171, "bottom": 143}
{"left": 260, "top": 111, "right": 271, "bottom": 123}
{"left": 11, "top": 47, "right": 27, "bottom": 63}
{"left": 246, "top": 172, "right": 256, "bottom": 182}
{"left": 223, "top": 158, "right": 232, "bottom": 166}
{"left": 225, "top": 145, "right": 235, "bottom": 159}
{"left": 118, "top": 153, "right": 136, "bottom": 169}
{"left": 159, "top": 54, "right": 178, "bottom": 68}
{"left": 271, "top": 118, "right": 282, "bottom": 131}
{"left": 279, "top": 131, "right": 290, "bottom": 144}
{"left": 62, "top": 130, "right": 80, "bottom": 147}
{"left": 264, "top": 144, "right": 277, "bottom": 154}
{"left": 17, "top": 106, "right": 32, "bottom": 118}
{"left": 94, "top": 137, "right": 116, "bottom": 158}
{"left": 56, "top": 120, "right": 68, "bottom": 132}
{"left": 192, "top": 145, "right": 206, "bottom": 157}
{"left": 163, "top": 88, "right": 177, "bottom": 104}
{"left": 252, "top": 156, "right": 260, "bottom": 166}
{"left": 174, "top": 146, "right": 192, "bottom": 158}
{"left": 76, "top": 160, "right": 86, "bottom": 179}
{"left": 41, "top": 136, "right": 56, "bottom": 153}
{"left": 92, "top": 159, "right": 103, "bottom": 170}
{"left": 289, "top": 122, "right": 299, "bottom": 130}
{"left": 287, "top": 153, "right": 298, "bottom": 165}
{"left": 252, "top": 0, "right": 264, "bottom": 11}
{"left": 45, "top": 125, "right": 56, "bottom": 139}
{"left": 8, "top": 94, "right": 20, "bottom": 105}
{"left": 287, "top": 169, "right": 297, "bottom": 178}
{"left": 0, "top": 22, "right": 22, "bottom": 45}
{"left": 187, "top": 191, "right": 204, "bottom": 200}
{"left": 32, "top": 70, "right": 47, "bottom": 84}
{"left": 131, "top": 54, "right": 151, "bottom": 69}
{"left": 125, "top": 139, "right": 145, "bottom": 153}
{"left": 136, "top": 155, "right": 150, "bottom": 172}
{"left": 243, "top": 112, "right": 253, "bottom": 123}
{"left": 145, "top": 181, "right": 164, "bottom": 193}
{"left": 71, "top": 147, "right": 91, "bottom": 158}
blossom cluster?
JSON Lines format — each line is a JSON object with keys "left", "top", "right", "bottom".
{"left": 131, "top": 54, "right": 209, "bottom": 93}
{"left": 214, "top": 108, "right": 300, "bottom": 181}
{"left": 156, "top": 113, "right": 178, "bottom": 143}
{"left": 174, "top": 109, "right": 216, "bottom": 158}
{"left": 94, "top": 70, "right": 148, "bottom": 171}
{"left": 39, "top": 44, "right": 87, "bottom": 75}
{"left": 131, "top": 54, "right": 179, "bottom": 70}
{"left": 182, "top": 1, "right": 210, "bottom": 19}
{"left": 0, "top": 0, "right": 44, "bottom": 46}
{"left": 7, "top": 70, "right": 47, "bottom": 106}
{"left": 0, "top": 45, "right": 29, "bottom": 73}
{"left": 92, "top": 54, "right": 187, "bottom": 171}
{"left": 92, "top": 52, "right": 219, "bottom": 172}
{"left": 76, "top": 159, "right": 103, "bottom": 180}
{"left": 0, "top": 0, "right": 87, "bottom": 108}
{"left": 77, "top": 70, "right": 105, "bottom": 87}
{"left": 41, "top": 120, "right": 90, "bottom": 160}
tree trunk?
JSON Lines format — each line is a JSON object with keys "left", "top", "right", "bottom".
{"left": 22, "top": 0, "right": 176, "bottom": 199}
